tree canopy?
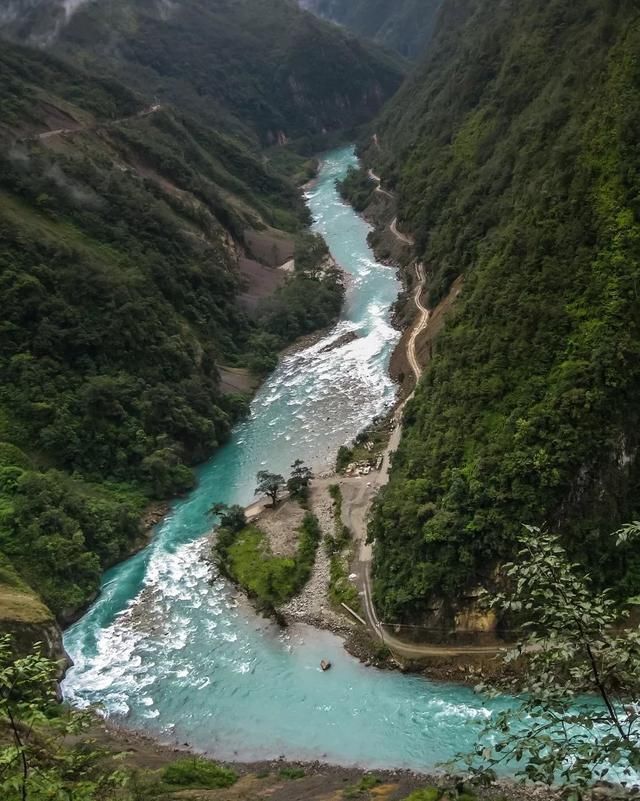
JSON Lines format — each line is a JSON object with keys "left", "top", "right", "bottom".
{"left": 368, "top": 0, "right": 640, "bottom": 623}
{"left": 255, "top": 471, "right": 286, "bottom": 507}
{"left": 465, "top": 524, "right": 640, "bottom": 793}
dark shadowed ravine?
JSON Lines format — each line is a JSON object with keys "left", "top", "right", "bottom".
{"left": 62, "top": 147, "right": 510, "bottom": 771}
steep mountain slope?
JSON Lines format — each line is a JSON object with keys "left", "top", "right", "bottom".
{"left": 300, "top": 0, "right": 443, "bottom": 60}
{"left": 2, "top": 0, "right": 404, "bottom": 144}
{"left": 0, "top": 41, "right": 344, "bottom": 623}
{"left": 367, "top": 0, "right": 640, "bottom": 624}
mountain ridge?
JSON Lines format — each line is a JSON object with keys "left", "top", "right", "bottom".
{"left": 1, "top": 0, "right": 405, "bottom": 145}
{"left": 365, "top": 0, "right": 640, "bottom": 625}
{"left": 300, "top": 0, "right": 444, "bottom": 60}
{"left": 0, "top": 37, "right": 345, "bottom": 632}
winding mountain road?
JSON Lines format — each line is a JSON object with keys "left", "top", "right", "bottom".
{"left": 406, "top": 262, "right": 428, "bottom": 382}
{"left": 367, "top": 168, "right": 414, "bottom": 246}
{"left": 344, "top": 165, "right": 502, "bottom": 660}
{"left": 368, "top": 168, "right": 394, "bottom": 201}
{"left": 389, "top": 216, "right": 414, "bottom": 247}
{"left": 30, "top": 104, "right": 163, "bottom": 142}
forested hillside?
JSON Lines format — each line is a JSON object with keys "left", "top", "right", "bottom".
{"left": 300, "top": 0, "right": 443, "bottom": 60}
{"left": 2, "top": 0, "right": 404, "bottom": 145}
{"left": 368, "top": 0, "right": 640, "bottom": 624}
{"left": 0, "top": 41, "right": 344, "bottom": 625}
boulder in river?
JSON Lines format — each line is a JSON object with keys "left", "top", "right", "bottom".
{"left": 319, "top": 331, "right": 360, "bottom": 354}
{"left": 320, "top": 659, "right": 332, "bottom": 671}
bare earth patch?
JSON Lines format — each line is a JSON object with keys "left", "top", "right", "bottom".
{"left": 238, "top": 256, "right": 286, "bottom": 311}
{"left": 254, "top": 499, "right": 307, "bottom": 557}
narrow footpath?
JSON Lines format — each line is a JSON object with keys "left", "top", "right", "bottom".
{"left": 347, "top": 166, "right": 501, "bottom": 660}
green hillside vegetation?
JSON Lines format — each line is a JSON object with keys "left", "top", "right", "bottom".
{"left": 0, "top": 42, "right": 342, "bottom": 621}
{"left": 367, "top": 0, "right": 640, "bottom": 622}
{"left": 337, "top": 165, "right": 377, "bottom": 212}
{"left": 3, "top": 0, "right": 404, "bottom": 146}
{"left": 300, "top": 0, "right": 443, "bottom": 60}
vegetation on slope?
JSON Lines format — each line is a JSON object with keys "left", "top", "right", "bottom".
{"left": 0, "top": 42, "right": 342, "bottom": 621}
{"left": 367, "top": 0, "right": 640, "bottom": 623}
{"left": 2, "top": 0, "right": 405, "bottom": 146}
{"left": 300, "top": 0, "right": 443, "bottom": 61}
{"left": 337, "top": 165, "right": 377, "bottom": 212}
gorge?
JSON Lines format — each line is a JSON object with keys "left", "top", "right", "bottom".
{"left": 1, "top": 0, "right": 640, "bottom": 795}
{"left": 61, "top": 147, "right": 505, "bottom": 771}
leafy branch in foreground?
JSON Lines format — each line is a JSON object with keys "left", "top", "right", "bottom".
{"left": 462, "top": 525, "right": 640, "bottom": 796}
{"left": 0, "top": 635, "right": 124, "bottom": 801}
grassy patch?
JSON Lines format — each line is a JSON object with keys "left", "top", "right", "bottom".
{"left": 400, "top": 791, "right": 440, "bottom": 801}
{"left": 325, "top": 485, "right": 361, "bottom": 613}
{"left": 0, "top": 584, "right": 53, "bottom": 624}
{"left": 343, "top": 774, "right": 382, "bottom": 798}
{"left": 329, "top": 552, "right": 361, "bottom": 611}
{"left": 278, "top": 766, "right": 306, "bottom": 780}
{"left": 223, "top": 512, "right": 321, "bottom": 608}
{"left": 162, "top": 757, "right": 237, "bottom": 788}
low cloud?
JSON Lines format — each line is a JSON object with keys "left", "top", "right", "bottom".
{"left": 44, "top": 163, "right": 103, "bottom": 209}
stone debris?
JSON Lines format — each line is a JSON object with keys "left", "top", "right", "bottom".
{"left": 280, "top": 492, "right": 354, "bottom": 635}
{"left": 345, "top": 461, "right": 375, "bottom": 476}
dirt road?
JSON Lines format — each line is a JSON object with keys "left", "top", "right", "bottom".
{"left": 368, "top": 168, "right": 394, "bottom": 200}
{"left": 339, "top": 177, "right": 503, "bottom": 660}
{"left": 32, "top": 104, "right": 163, "bottom": 142}
{"left": 406, "top": 262, "right": 429, "bottom": 381}
{"left": 389, "top": 216, "right": 414, "bottom": 247}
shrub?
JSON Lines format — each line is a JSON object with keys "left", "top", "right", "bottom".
{"left": 162, "top": 757, "right": 237, "bottom": 788}
{"left": 279, "top": 766, "right": 305, "bottom": 780}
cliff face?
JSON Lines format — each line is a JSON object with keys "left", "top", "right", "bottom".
{"left": 0, "top": 585, "right": 69, "bottom": 673}
{"left": 367, "top": 0, "right": 640, "bottom": 624}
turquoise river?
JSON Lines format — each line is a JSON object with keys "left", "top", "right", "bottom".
{"left": 62, "top": 147, "right": 509, "bottom": 771}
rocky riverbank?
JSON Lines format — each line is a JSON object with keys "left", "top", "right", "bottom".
{"left": 86, "top": 716, "right": 566, "bottom": 801}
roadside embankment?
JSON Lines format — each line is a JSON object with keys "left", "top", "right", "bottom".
{"left": 334, "top": 155, "right": 509, "bottom": 672}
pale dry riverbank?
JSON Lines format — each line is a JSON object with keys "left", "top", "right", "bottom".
{"left": 88, "top": 717, "right": 565, "bottom": 801}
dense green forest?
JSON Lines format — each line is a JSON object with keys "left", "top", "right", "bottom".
{"left": 1, "top": 0, "right": 404, "bottom": 145}
{"left": 0, "top": 41, "right": 342, "bottom": 622}
{"left": 0, "top": 0, "right": 394, "bottom": 633}
{"left": 367, "top": 0, "right": 640, "bottom": 623}
{"left": 337, "top": 166, "right": 377, "bottom": 212}
{"left": 300, "top": 0, "right": 443, "bottom": 60}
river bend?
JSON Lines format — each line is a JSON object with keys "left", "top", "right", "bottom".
{"left": 62, "top": 147, "right": 506, "bottom": 771}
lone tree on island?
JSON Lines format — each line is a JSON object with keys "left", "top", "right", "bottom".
{"left": 287, "top": 459, "right": 314, "bottom": 498}
{"left": 255, "top": 470, "right": 285, "bottom": 506}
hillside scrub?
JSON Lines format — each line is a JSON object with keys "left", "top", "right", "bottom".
{"left": 337, "top": 166, "right": 377, "bottom": 212}
{"left": 368, "top": 0, "right": 640, "bottom": 622}
{"left": 0, "top": 42, "right": 342, "bottom": 622}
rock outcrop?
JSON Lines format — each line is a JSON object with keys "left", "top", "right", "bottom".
{"left": 0, "top": 585, "right": 70, "bottom": 675}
